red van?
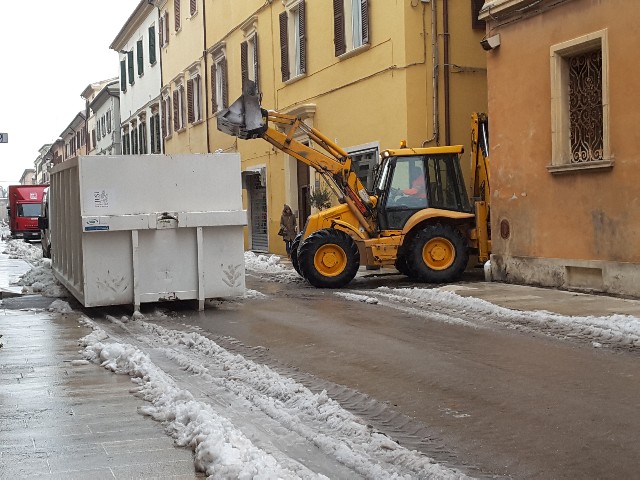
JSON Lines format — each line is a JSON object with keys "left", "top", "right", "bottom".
{"left": 7, "top": 185, "right": 48, "bottom": 240}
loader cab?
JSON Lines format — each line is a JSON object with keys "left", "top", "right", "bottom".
{"left": 375, "top": 148, "right": 471, "bottom": 231}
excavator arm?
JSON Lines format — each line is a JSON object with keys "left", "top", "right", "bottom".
{"left": 469, "top": 112, "right": 491, "bottom": 262}
{"left": 217, "top": 81, "right": 376, "bottom": 236}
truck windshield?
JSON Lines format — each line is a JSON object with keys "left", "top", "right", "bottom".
{"left": 18, "top": 204, "right": 41, "bottom": 217}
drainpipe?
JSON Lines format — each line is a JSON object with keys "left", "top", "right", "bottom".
{"left": 202, "top": 0, "right": 211, "bottom": 153}
{"left": 443, "top": 0, "right": 451, "bottom": 145}
{"left": 150, "top": 1, "right": 165, "bottom": 154}
{"left": 422, "top": 0, "right": 439, "bottom": 147}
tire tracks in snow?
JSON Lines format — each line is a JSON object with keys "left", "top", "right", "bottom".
{"left": 86, "top": 315, "right": 472, "bottom": 479}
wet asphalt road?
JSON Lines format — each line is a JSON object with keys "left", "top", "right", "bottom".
{"left": 149, "top": 271, "right": 640, "bottom": 480}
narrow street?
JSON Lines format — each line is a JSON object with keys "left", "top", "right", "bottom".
{"left": 4, "top": 238, "right": 640, "bottom": 478}
{"left": 81, "top": 263, "right": 640, "bottom": 479}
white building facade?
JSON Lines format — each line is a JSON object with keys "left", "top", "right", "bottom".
{"left": 90, "top": 81, "right": 122, "bottom": 155}
{"left": 111, "top": 1, "right": 164, "bottom": 156}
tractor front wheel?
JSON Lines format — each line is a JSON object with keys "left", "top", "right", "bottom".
{"left": 298, "top": 229, "right": 360, "bottom": 288}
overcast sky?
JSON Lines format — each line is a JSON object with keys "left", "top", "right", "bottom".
{"left": 0, "top": 1, "right": 139, "bottom": 187}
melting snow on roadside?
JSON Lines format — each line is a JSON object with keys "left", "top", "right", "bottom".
{"left": 78, "top": 317, "right": 469, "bottom": 479}
{"left": 3, "top": 236, "right": 43, "bottom": 264}
{"left": 242, "top": 251, "right": 640, "bottom": 348}
{"left": 244, "top": 251, "right": 302, "bottom": 283}
{"left": 338, "top": 286, "right": 640, "bottom": 349}
{"left": 2, "top": 237, "right": 68, "bottom": 298}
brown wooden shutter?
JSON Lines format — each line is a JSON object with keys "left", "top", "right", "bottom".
{"left": 333, "top": 0, "right": 346, "bottom": 56}
{"left": 173, "top": 90, "right": 179, "bottom": 131}
{"left": 161, "top": 101, "right": 166, "bottom": 137}
{"left": 299, "top": 0, "right": 306, "bottom": 73}
{"left": 187, "top": 79, "right": 194, "bottom": 123}
{"left": 361, "top": 0, "right": 369, "bottom": 45}
{"left": 241, "top": 41, "right": 249, "bottom": 91}
{"left": 211, "top": 63, "right": 217, "bottom": 112}
{"left": 159, "top": 15, "right": 164, "bottom": 46}
{"left": 167, "top": 97, "right": 173, "bottom": 134}
{"left": 156, "top": 115, "right": 162, "bottom": 152}
{"left": 221, "top": 58, "right": 228, "bottom": 109}
{"left": 253, "top": 35, "right": 260, "bottom": 92}
{"left": 279, "top": 11, "right": 289, "bottom": 82}
{"left": 190, "top": 0, "right": 196, "bottom": 16}
{"left": 174, "top": 0, "right": 180, "bottom": 31}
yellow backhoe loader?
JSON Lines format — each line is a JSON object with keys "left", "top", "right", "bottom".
{"left": 218, "top": 82, "right": 490, "bottom": 288}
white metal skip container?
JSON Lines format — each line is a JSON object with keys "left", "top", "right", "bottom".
{"left": 49, "top": 154, "right": 246, "bottom": 311}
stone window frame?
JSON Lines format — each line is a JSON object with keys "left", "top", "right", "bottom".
{"left": 334, "top": 0, "right": 370, "bottom": 60}
{"left": 548, "top": 29, "right": 612, "bottom": 174}
{"left": 280, "top": 0, "right": 306, "bottom": 83}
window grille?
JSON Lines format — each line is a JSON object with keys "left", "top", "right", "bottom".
{"left": 569, "top": 49, "right": 603, "bottom": 163}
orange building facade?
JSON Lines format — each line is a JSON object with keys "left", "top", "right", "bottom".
{"left": 481, "top": 0, "right": 640, "bottom": 296}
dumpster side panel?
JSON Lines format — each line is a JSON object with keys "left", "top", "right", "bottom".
{"left": 51, "top": 159, "right": 85, "bottom": 300}
{"left": 82, "top": 232, "right": 134, "bottom": 307}
{"left": 202, "top": 225, "right": 246, "bottom": 296}
{"left": 137, "top": 228, "right": 199, "bottom": 301}
{"left": 79, "top": 154, "right": 243, "bottom": 216}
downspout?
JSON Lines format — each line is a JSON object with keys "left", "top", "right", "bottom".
{"left": 202, "top": 0, "right": 211, "bottom": 153}
{"left": 151, "top": 1, "right": 165, "bottom": 154}
{"left": 443, "top": 0, "right": 451, "bottom": 145}
{"left": 422, "top": 0, "right": 439, "bottom": 147}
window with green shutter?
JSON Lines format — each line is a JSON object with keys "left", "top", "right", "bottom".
{"left": 137, "top": 39, "right": 144, "bottom": 76}
{"left": 120, "top": 60, "right": 127, "bottom": 91}
{"left": 149, "top": 26, "right": 157, "bottom": 65}
{"left": 127, "top": 50, "right": 135, "bottom": 85}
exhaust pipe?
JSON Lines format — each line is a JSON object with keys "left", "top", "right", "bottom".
{"left": 216, "top": 80, "right": 267, "bottom": 140}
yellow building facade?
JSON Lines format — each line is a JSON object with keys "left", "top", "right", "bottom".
{"left": 157, "top": 0, "right": 208, "bottom": 154}
{"left": 160, "top": 1, "right": 488, "bottom": 255}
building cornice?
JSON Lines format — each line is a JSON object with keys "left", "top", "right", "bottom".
{"left": 479, "top": 0, "right": 574, "bottom": 21}
{"left": 110, "top": 0, "right": 158, "bottom": 51}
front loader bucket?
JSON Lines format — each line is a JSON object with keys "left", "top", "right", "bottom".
{"left": 217, "top": 80, "right": 267, "bottom": 140}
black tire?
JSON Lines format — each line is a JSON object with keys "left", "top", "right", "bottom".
{"left": 290, "top": 233, "right": 303, "bottom": 276}
{"left": 395, "top": 255, "right": 412, "bottom": 277}
{"left": 407, "top": 223, "right": 468, "bottom": 283}
{"left": 42, "top": 240, "right": 51, "bottom": 259}
{"left": 298, "top": 229, "right": 360, "bottom": 288}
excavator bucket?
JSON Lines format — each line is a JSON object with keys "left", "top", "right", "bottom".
{"left": 216, "top": 80, "right": 267, "bottom": 140}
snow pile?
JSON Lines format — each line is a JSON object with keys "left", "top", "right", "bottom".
{"left": 0, "top": 238, "right": 67, "bottom": 297}
{"left": 243, "top": 288, "right": 267, "bottom": 299}
{"left": 141, "top": 321, "right": 469, "bottom": 479}
{"left": 334, "top": 292, "right": 379, "bottom": 304}
{"left": 79, "top": 316, "right": 469, "bottom": 478}
{"left": 48, "top": 299, "right": 72, "bottom": 313}
{"left": 244, "top": 251, "right": 302, "bottom": 283}
{"left": 244, "top": 251, "right": 287, "bottom": 273}
{"left": 78, "top": 319, "right": 322, "bottom": 479}
{"left": 3, "top": 238, "right": 43, "bottom": 264}
{"left": 367, "top": 286, "right": 640, "bottom": 348}
{"left": 18, "top": 259, "right": 68, "bottom": 297}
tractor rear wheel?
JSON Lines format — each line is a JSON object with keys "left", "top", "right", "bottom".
{"left": 298, "top": 229, "right": 359, "bottom": 288}
{"left": 395, "top": 255, "right": 412, "bottom": 277}
{"left": 407, "top": 223, "right": 468, "bottom": 283}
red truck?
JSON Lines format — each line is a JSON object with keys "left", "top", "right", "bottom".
{"left": 7, "top": 185, "right": 48, "bottom": 240}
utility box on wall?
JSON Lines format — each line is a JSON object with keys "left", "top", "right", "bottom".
{"left": 49, "top": 154, "right": 246, "bottom": 311}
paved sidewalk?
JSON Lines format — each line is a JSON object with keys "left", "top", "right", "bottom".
{"left": 0, "top": 255, "right": 202, "bottom": 479}
{"left": 355, "top": 265, "right": 640, "bottom": 318}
